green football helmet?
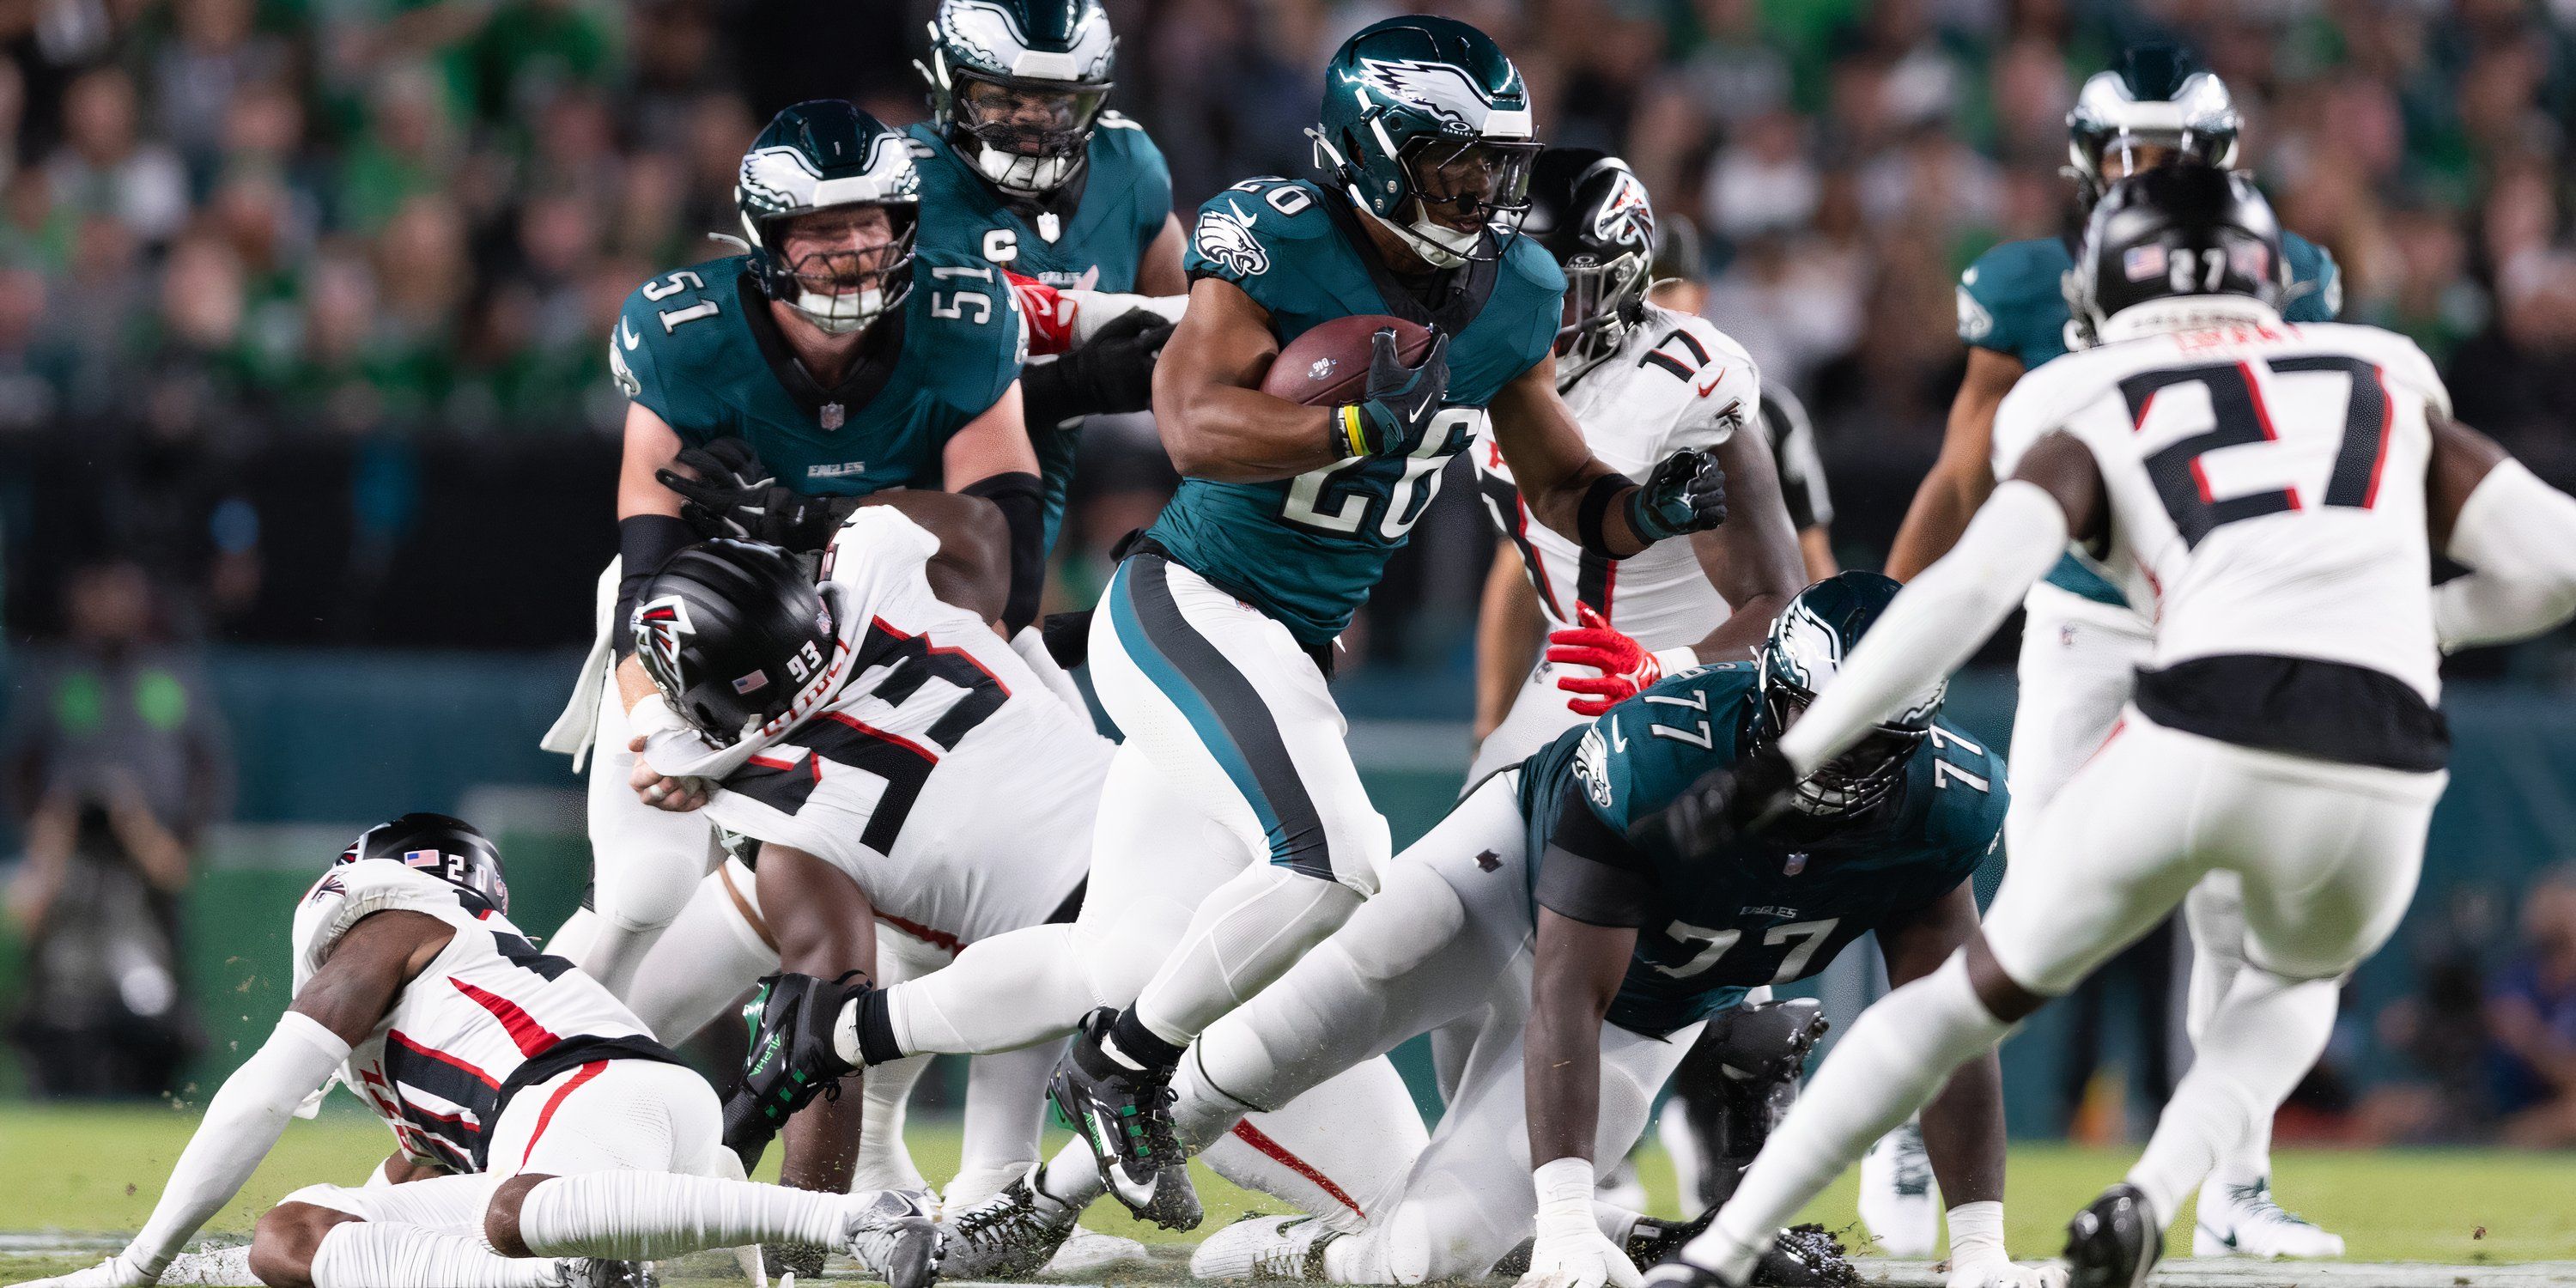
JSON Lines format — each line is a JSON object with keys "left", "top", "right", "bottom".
{"left": 1753, "top": 572, "right": 1946, "bottom": 817}
{"left": 735, "top": 100, "right": 920, "bottom": 335}
{"left": 1310, "top": 15, "right": 1540, "bottom": 269}
{"left": 2065, "top": 44, "right": 2242, "bottom": 211}
{"left": 921, "top": 0, "right": 1116, "bottom": 199}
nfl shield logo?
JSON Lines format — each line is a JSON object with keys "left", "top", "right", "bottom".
{"left": 819, "top": 402, "right": 845, "bottom": 430}
{"left": 1783, "top": 852, "right": 1808, "bottom": 876}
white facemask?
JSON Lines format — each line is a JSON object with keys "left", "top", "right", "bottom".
{"left": 972, "top": 143, "right": 1080, "bottom": 198}
{"left": 787, "top": 284, "right": 886, "bottom": 335}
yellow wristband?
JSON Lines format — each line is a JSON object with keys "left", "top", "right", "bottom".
{"left": 1338, "top": 404, "right": 1370, "bottom": 458}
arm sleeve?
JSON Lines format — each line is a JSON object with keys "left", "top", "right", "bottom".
{"left": 1761, "top": 387, "right": 1832, "bottom": 531}
{"left": 959, "top": 471, "right": 1046, "bottom": 633}
{"left": 1777, "top": 481, "right": 2067, "bottom": 773}
{"left": 1534, "top": 780, "right": 1656, "bottom": 928}
{"left": 612, "top": 514, "right": 697, "bottom": 659}
{"left": 124, "top": 1012, "right": 350, "bottom": 1277}
{"left": 2435, "top": 459, "right": 2576, "bottom": 650}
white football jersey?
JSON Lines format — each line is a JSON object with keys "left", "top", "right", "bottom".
{"left": 289, "top": 860, "right": 656, "bottom": 1173}
{"left": 641, "top": 507, "right": 1104, "bottom": 948}
{"left": 1991, "top": 318, "right": 2448, "bottom": 703}
{"left": 1471, "top": 305, "right": 1758, "bottom": 649}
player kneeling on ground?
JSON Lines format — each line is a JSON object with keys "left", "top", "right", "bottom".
{"left": 9, "top": 814, "right": 936, "bottom": 1288}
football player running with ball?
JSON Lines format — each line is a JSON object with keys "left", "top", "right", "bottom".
{"left": 1882, "top": 47, "right": 2345, "bottom": 1259}
{"left": 1647, "top": 164, "right": 2576, "bottom": 1288}
{"left": 7, "top": 815, "right": 937, "bottom": 1288}
{"left": 1048, "top": 15, "right": 1729, "bottom": 1230}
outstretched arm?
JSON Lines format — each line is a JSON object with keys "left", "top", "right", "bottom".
{"left": 1777, "top": 432, "right": 2103, "bottom": 775}
{"left": 1679, "top": 429, "right": 1807, "bottom": 664}
{"left": 1491, "top": 355, "right": 1721, "bottom": 561}
{"left": 1886, "top": 349, "right": 2023, "bottom": 580}
{"left": 1475, "top": 544, "right": 1545, "bottom": 742}
{"left": 2427, "top": 416, "right": 2576, "bottom": 650}
{"left": 63, "top": 912, "right": 450, "bottom": 1287}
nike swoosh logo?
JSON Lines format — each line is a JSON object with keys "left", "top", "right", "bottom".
{"left": 621, "top": 319, "right": 641, "bottom": 350}
{"left": 1612, "top": 727, "right": 1629, "bottom": 753}
{"left": 1694, "top": 366, "right": 1727, "bottom": 398}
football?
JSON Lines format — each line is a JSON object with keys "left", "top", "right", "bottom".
{"left": 1260, "top": 313, "right": 1436, "bottom": 406}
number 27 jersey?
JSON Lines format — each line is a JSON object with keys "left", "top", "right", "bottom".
{"left": 1990, "top": 319, "right": 2449, "bottom": 705}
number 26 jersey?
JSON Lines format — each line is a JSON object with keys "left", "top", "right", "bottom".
{"left": 1990, "top": 319, "right": 2449, "bottom": 707}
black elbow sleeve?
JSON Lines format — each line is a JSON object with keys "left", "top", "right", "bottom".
{"left": 612, "top": 514, "right": 697, "bottom": 659}
{"left": 961, "top": 471, "right": 1047, "bottom": 634}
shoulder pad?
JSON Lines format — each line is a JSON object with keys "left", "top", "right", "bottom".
{"left": 1957, "top": 239, "right": 2069, "bottom": 348}
{"left": 1096, "top": 110, "right": 1146, "bottom": 132}
{"left": 1498, "top": 231, "right": 1568, "bottom": 294}
{"left": 2304, "top": 323, "right": 2449, "bottom": 418}
{"left": 1629, "top": 311, "right": 1759, "bottom": 451}
{"left": 1987, "top": 349, "right": 2105, "bottom": 478}
{"left": 613, "top": 258, "right": 746, "bottom": 410}
{"left": 1923, "top": 724, "right": 2011, "bottom": 842}
{"left": 825, "top": 505, "right": 942, "bottom": 586}
{"left": 908, "top": 249, "right": 1027, "bottom": 388}
{"left": 1186, "top": 179, "right": 1329, "bottom": 283}
{"left": 2280, "top": 232, "right": 2343, "bottom": 322}
{"left": 289, "top": 862, "right": 469, "bottom": 995}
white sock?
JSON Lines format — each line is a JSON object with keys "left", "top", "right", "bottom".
{"left": 623, "top": 869, "right": 776, "bottom": 1042}
{"left": 1595, "top": 1201, "right": 1643, "bottom": 1243}
{"left": 881, "top": 924, "right": 1094, "bottom": 1055}
{"left": 310, "top": 1223, "right": 560, "bottom": 1288}
{"left": 2129, "top": 971, "right": 2336, "bottom": 1225}
{"left": 1133, "top": 863, "right": 1364, "bottom": 1046}
{"left": 2208, "top": 1112, "right": 2275, "bottom": 1194}
{"left": 1037, "top": 1142, "right": 1109, "bottom": 1209}
{"left": 515, "top": 1172, "right": 846, "bottom": 1259}
{"left": 952, "top": 1041, "right": 1053, "bottom": 1206}
{"left": 1694, "top": 957, "right": 2009, "bottom": 1282}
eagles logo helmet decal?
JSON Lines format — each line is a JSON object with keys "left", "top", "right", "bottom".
{"left": 1754, "top": 573, "right": 1942, "bottom": 817}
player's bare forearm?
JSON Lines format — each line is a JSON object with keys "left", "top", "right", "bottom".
{"left": 1492, "top": 356, "right": 1656, "bottom": 558}
{"left": 1685, "top": 430, "right": 1807, "bottom": 663}
{"left": 1474, "top": 545, "right": 1543, "bottom": 741}
{"left": 291, "top": 911, "right": 453, "bottom": 1048}
{"left": 1886, "top": 348, "right": 2021, "bottom": 580}
{"left": 1155, "top": 277, "right": 1338, "bottom": 481}
{"left": 1881, "top": 884, "right": 2006, "bottom": 1206}
{"left": 1525, "top": 908, "right": 1635, "bottom": 1167}
{"left": 1799, "top": 526, "right": 1838, "bottom": 580}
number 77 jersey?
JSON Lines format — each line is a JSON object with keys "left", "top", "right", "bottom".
{"left": 1143, "top": 176, "right": 1564, "bottom": 647}
{"left": 1990, "top": 319, "right": 2451, "bottom": 707}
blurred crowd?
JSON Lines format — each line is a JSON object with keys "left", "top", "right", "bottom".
{"left": 7, "top": 0, "right": 2576, "bottom": 513}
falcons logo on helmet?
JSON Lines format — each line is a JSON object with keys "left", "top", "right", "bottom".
{"left": 634, "top": 595, "right": 696, "bottom": 680}
{"left": 1590, "top": 168, "right": 1654, "bottom": 246}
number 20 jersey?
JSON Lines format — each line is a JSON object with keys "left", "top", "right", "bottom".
{"left": 1990, "top": 319, "right": 2449, "bottom": 705}
{"left": 1145, "top": 177, "right": 1564, "bottom": 647}
{"left": 637, "top": 507, "right": 1104, "bottom": 945}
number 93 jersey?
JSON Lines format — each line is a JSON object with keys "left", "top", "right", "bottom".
{"left": 635, "top": 507, "right": 1105, "bottom": 946}
{"left": 1990, "top": 319, "right": 2449, "bottom": 707}
{"left": 609, "top": 251, "right": 1024, "bottom": 498}
{"left": 1144, "top": 176, "right": 1564, "bottom": 647}
{"left": 1516, "top": 662, "right": 2007, "bottom": 1037}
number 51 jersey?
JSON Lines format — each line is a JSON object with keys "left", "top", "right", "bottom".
{"left": 635, "top": 507, "right": 1105, "bottom": 946}
{"left": 1990, "top": 319, "right": 2449, "bottom": 708}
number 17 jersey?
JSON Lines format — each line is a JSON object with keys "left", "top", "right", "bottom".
{"left": 1990, "top": 318, "right": 2449, "bottom": 705}
{"left": 1145, "top": 177, "right": 1564, "bottom": 647}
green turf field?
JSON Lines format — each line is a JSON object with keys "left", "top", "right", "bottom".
{"left": 2, "top": 1104, "right": 2570, "bottom": 1283}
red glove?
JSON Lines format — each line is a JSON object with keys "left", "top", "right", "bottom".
{"left": 1008, "top": 271, "right": 1077, "bottom": 355}
{"left": 1546, "top": 603, "right": 1697, "bottom": 715}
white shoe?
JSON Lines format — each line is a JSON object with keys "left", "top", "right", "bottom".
{"left": 1857, "top": 1120, "right": 1941, "bottom": 1257}
{"left": 1189, "top": 1215, "right": 1340, "bottom": 1282}
{"left": 842, "top": 1189, "right": 942, "bottom": 1288}
{"left": 1045, "top": 1226, "right": 1153, "bottom": 1274}
{"left": 2191, "top": 1178, "right": 2345, "bottom": 1259}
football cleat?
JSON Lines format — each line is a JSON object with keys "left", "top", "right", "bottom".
{"left": 1050, "top": 1008, "right": 1200, "bottom": 1230}
{"left": 934, "top": 1163, "right": 1082, "bottom": 1279}
{"left": 721, "top": 970, "right": 868, "bottom": 1162}
{"left": 557, "top": 1259, "right": 656, "bottom": 1288}
{"left": 1188, "top": 1214, "right": 1340, "bottom": 1282}
{"left": 2065, "top": 1183, "right": 2162, "bottom": 1288}
{"left": 1857, "top": 1120, "right": 1941, "bottom": 1257}
{"left": 1045, "top": 1226, "right": 1152, "bottom": 1275}
{"left": 2192, "top": 1177, "right": 2345, "bottom": 1259}
{"left": 843, "top": 1188, "right": 943, "bottom": 1288}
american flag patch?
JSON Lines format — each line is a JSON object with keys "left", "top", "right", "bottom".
{"left": 402, "top": 849, "right": 440, "bottom": 869}
{"left": 2123, "top": 245, "right": 2167, "bottom": 282}
{"left": 732, "top": 671, "right": 770, "bottom": 695}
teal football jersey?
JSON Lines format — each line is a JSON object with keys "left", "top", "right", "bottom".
{"left": 1145, "top": 178, "right": 1565, "bottom": 646}
{"left": 608, "top": 251, "right": 1024, "bottom": 498}
{"left": 1957, "top": 230, "right": 2342, "bottom": 605}
{"left": 905, "top": 115, "right": 1175, "bottom": 553}
{"left": 1518, "top": 664, "right": 2008, "bottom": 1037}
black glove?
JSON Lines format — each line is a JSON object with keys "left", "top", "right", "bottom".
{"left": 1336, "top": 328, "right": 1450, "bottom": 457}
{"left": 1646, "top": 744, "right": 1795, "bottom": 857}
{"left": 658, "top": 440, "right": 853, "bottom": 550}
{"left": 1024, "top": 310, "right": 1175, "bottom": 428}
{"left": 1625, "top": 447, "right": 1728, "bottom": 542}
{"left": 1041, "top": 609, "right": 1094, "bottom": 669}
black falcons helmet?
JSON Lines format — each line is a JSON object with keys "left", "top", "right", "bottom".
{"left": 631, "top": 539, "right": 837, "bottom": 746}
{"left": 1520, "top": 149, "right": 1656, "bottom": 388}
{"left": 2072, "top": 164, "right": 2286, "bottom": 341}
{"left": 337, "top": 812, "right": 510, "bottom": 915}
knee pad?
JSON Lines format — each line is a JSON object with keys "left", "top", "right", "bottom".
{"left": 1668, "top": 999, "right": 1830, "bottom": 1207}
{"left": 1337, "top": 866, "right": 1467, "bottom": 986}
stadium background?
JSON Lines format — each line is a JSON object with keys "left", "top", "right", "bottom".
{"left": 4, "top": 0, "right": 2576, "bottom": 1179}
